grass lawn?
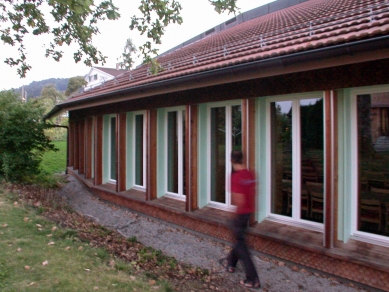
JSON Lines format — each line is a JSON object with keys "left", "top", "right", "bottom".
{"left": 0, "top": 187, "right": 160, "bottom": 292}
{"left": 40, "top": 141, "right": 67, "bottom": 175}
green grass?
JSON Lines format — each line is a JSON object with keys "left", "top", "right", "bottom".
{"left": 0, "top": 189, "right": 159, "bottom": 292}
{"left": 40, "top": 140, "right": 67, "bottom": 175}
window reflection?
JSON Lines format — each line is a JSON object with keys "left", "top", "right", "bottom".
{"left": 358, "top": 93, "right": 389, "bottom": 236}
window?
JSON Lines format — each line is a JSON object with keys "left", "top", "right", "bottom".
{"left": 356, "top": 92, "right": 389, "bottom": 237}
{"left": 166, "top": 110, "right": 186, "bottom": 196}
{"left": 109, "top": 116, "right": 116, "bottom": 182}
{"left": 269, "top": 95, "right": 324, "bottom": 225}
{"left": 134, "top": 113, "right": 146, "bottom": 188}
{"left": 94, "top": 74, "right": 98, "bottom": 81}
{"left": 208, "top": 103, "right": 242, "bottom": 208}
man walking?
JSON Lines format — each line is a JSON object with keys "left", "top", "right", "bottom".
{"left": 224, "top": 150, "right": 260, "bottom": 289}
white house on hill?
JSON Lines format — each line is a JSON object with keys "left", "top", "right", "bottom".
{"left": 84, "top": 67, "right": 126, "bottom": 91}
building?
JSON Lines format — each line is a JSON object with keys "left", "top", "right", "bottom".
{"left": 45, "top": 0, "right": 389, "bottom": 290}
{"left": 83, "top": 66, "right": 126, "bottom": 91}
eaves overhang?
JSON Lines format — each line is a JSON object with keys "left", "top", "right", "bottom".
{"left": 44, "top": 35, "right": 389, "bottom": 120}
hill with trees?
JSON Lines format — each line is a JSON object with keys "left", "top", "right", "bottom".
{"left": 15, "top": 78, "right": 69, "bottom": 99}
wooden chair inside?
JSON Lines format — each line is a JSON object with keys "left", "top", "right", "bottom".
{"left": 359, "top": 199, "right": 382, "bottom": 232}
{"left": 286, "top": 188, "right": 309, "bottom": 217}
{"left": 369, "top": 188, "right": 389, "bottom": 233}
{"left": 310, "top": 190, "right": 324, "bottom": 219}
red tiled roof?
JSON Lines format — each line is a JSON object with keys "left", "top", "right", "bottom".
{"left": 63, "top": 0, "right": 389, "bottom": 105}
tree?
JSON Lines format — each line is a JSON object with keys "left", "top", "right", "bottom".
{"left": 66, "top": 76, "right": 87, "bottom": 96}
{"left": 0, "top": 90, "right": 56, "bottom": 182}
{"left": 1, "top": 0, "right": 238, "bottom": 78}
{"left": 117, "top": 38, "right": 137, "bottom": 71}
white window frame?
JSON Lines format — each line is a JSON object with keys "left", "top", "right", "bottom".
{"left": 265, "top": 92, "right": 324, "bottom": 231}
{"left": 349, "top": 85, "right": 389, "bottom": 246}
{"left": 133, "top": 111, "right": 146, "bottom": 190}
{"left": 165, "top": 107, "right": 186, "bottom": 200}
{"left": 207, "top": 100, "right": 241, "bottom": 211}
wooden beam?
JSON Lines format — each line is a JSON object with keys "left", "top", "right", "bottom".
{"left": 185, "top": 104, "right": 198, "bottom": 211}
{"left": 117, "top": 113, "right": 127, "bottom": 192}
{"left": 146, "top": 109, "right": 157, "bottom": 200}
{"left": 68, "top": 121, "right": 74, "bottom": 168}
{"left": 94, "top": 115, "right": 103, "bottom": 186}
{"left": 78, "top": 119, "right": 85, "bottom": 175}
{"left": 324, "top": 90, "right": 336, "bottom": 248}
{"left": 85, "top": 117, "right": 93, "bottom": 179}
{"left": 73, "top": 121, "right": 79, "bottom": 171}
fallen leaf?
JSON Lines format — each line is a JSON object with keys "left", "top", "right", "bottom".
{"left": 36, "top": 224, "right": 42, "bottom": 228}
{"left": 17, "top": 247, "right": 22, "bottom": 252}
{"left": 23, "top": 217, "right": 29, "bottom": 222}
{"left": 78, "top": 246, "right": 83, "bottom": 251}
{"left": 93, "top": 286, "right": 99, "bottom": 290}
{"left": 26, "top": 282, "right": 35, "bottom": 286}
{"left": 42, "top": 260, "right": 48, "bottom": 266}
{"left": 13, "top": 201, "right": 18, "bottom": 205}
{"left": 0, "top": 201, "right": 4, "bottom": 204}
{"left": 46, "top": 234, "right": 53, "bottom": 237}
{"left": 24, "top": 266, "right": 31, "bottom": 270}
{"left": 65, "top": 246, "right": 71, "bottom": 251}
{"left": 48, "top": 242, "right": 55, "bottom": 245}
{"left": 85, "top": 269, "right": 91, "bottom": 272}
{"left": 52, "top": 226, "right": 57, "bottom": 231}
{"left": 130, "top": 276, "right": 136, "bottom": 281}
{"left": 148, "top": 280, "right": 156, "bottom": 285}
{"left": 2, "top": 224, "right": 8, "bottom": 228}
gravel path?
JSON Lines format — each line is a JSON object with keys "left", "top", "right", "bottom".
{"left": 57, "top": 175, "right": 372, "bottom": 292}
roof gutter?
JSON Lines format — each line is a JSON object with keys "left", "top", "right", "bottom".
{"left": 44, "top": 35, "right": 389, "bottom": 120}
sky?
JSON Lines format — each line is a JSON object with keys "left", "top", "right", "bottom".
{"left": 0, "top": 0, "right": 275, "bottom": 90}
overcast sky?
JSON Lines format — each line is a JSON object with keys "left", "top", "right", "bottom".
{"left": 0, "top": 0, "right": 274, "bottom": 90}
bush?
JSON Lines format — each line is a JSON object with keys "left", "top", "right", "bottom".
{"left": 0, "top": 90, "right": 56, "bottom": 183}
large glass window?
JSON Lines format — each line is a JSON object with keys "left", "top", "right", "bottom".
{"left": 135, "top": 114, "right": 145, "bottom": 187}
{"left": 270, "top": 97, "right": 324, "bottom": 223}
{"left": 209, "top": 104, "right": 241, "bottom": 207}
{"left": 109, "top": 116, "right": 116, "bottom": 182}
{"left": 357, "top": 93, "right": 389, "bottom": 237}
{"left": 167, "top": 110, "right": 186, "bottom": 196}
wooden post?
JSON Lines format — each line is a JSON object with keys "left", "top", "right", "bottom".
{"left": 94, "top": 115, "right": 103, "bottom": 186}
{"left": 146, "top": 109, "right": 157, "bottom": 201}
{"left": 117, "top": 113, "right": 127, "bottom": 192}
{"left": 185, "top": 104, "right": 199, "bottom": 212}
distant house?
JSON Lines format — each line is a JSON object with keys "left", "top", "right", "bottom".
{"left": 84, "top": 67, "right": 126, "bottom": 91}
{"left": 46, "top": 0, "right": 389, "bottom": 290}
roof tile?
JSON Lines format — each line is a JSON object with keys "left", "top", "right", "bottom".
{"left": 66, "top": 0, "right": 389, "bottom": 103}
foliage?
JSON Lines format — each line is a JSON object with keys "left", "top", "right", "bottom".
{"left": 1, "top": 0, "right": 238, "bottom": 78}
{"left": 1, "top": 0, "right": 120, "bottom": 78}
{"left": 117, "top": 38, "right": 138, "bottom": 70}
{"left": 0, "top": 90, "right": 56, "bottom": 182}
{"left": 65, "top": 76, "right": 87, "bottom": 96}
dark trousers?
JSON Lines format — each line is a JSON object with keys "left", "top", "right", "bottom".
{"left": 227, "top": 213, "right": 259, "bottom": 282}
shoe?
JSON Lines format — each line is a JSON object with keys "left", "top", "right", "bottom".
{"left": 239, "top": 278, "right": 261, "bottom": 289}
{"left": 218, "top": 258, "right": 236, "bottom": 273}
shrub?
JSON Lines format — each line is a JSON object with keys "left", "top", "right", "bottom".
{"left": 0, "top": 90, "right": 56, "bottom": 182}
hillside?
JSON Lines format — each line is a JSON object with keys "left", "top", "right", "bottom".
{"left": 15, "top": 78, "right": 69, "bottom": 99}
